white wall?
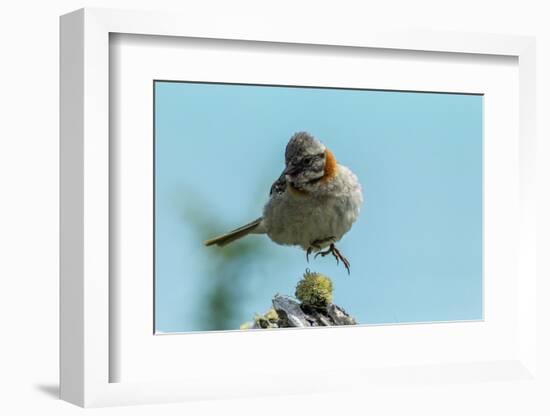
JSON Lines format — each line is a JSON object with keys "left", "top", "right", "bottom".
{"left": 1, "top": 1, "right": 548, "bottom": 415}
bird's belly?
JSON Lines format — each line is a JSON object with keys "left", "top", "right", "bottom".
{"left": 263, "top": 192, "right": 359, "bottom": 250}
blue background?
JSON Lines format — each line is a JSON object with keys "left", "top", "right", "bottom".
{"left": 154, "top": 81, "right": 483, "bottom": 333}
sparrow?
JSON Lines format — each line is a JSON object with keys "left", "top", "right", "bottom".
{"left": 204, "top": 132, "right": 363, "bottom": 274}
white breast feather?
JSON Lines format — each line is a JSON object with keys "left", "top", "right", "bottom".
{"left": 262, "top": 165, "right": 363, "bottom": 250}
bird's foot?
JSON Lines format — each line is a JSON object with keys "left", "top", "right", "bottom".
{"left": 314, "top": 243, "right": 351, "bottom": 275}
{"left": 307, "top": 237, "right": 335, "bottom": 263}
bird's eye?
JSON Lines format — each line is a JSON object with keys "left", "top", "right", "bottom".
{"left": 303, "top": 156, "right": 312, "bottom": 165}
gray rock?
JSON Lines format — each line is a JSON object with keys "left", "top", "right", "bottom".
{"left": 272, "top": 295, "right": 309, "bottom": 327}
{"left": 271, "top": 295, "right": 357, "bottom": 328}
{"left": 327, "top": 304, "right": 357, "bottom": 325}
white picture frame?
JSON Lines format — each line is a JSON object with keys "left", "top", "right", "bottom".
{"left": 60, "top": 7, "right": 537, "bottom": 407}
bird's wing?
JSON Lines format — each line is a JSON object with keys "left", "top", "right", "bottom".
{"left": 269, "top": 170, "right": 287, "bottom": 196}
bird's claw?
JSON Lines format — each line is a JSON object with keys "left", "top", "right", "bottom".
{"left": 312, "top": 243, "right": 351, "bottom": 275}
{"left": 313, "top": 248, "right": 330, "bottom": 259}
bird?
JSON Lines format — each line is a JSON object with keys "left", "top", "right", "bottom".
{"left": 204, "top": 131, "right": 363, "bottom": 274}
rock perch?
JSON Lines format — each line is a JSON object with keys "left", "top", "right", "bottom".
{"left": 240, "top": 271, "right": 357, "bottom": 329}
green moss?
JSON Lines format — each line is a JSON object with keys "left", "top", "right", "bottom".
{"left": 263, "top": 308, "right": 279, "bottom": 322}
{"left": 295, "top": 271, "right": 333, "bottom": 307}
{"left": 242, "top": 308, "right": 280, "bottom": 329}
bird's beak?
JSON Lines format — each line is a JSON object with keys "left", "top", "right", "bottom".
{"left": 284, "top": 163, "right": 300, "bottom": 176}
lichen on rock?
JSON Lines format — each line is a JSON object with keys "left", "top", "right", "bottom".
{"left": 240, "top": 307, "right": 280, "bottom": 329}
{"left": 240, "top": 270, "right": 357, "bottom": 329}
{"left": 295, "top": 270, "right": 333, "bottom": 307}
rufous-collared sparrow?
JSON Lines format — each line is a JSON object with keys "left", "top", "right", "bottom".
{"left": 205, "top": 131, "right": 363, "bottom": 273}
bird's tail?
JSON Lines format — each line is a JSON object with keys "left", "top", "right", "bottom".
{"left": 204, "top": 217, "right": 264, "bottom": 247}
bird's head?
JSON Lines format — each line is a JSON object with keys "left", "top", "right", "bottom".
{"left": 284, "top": 132, "right": 336, "bottom": 188}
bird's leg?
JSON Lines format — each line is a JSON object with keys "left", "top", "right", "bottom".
{"left": 306, "top": 237, "right": 334, "bottom": 263}
{"left": 312, "top": 237, "right": 336, "bottom": 259}
{"left": 331, "top": 245, "right": 351, "bottom": 275}
{"left": 313, "top": 245, "right": 335, "bottom": 260}
{"left": 314, "top": 243, "right": 351, "bottom": 275}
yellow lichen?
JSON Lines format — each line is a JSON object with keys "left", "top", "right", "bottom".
{"left": 295, "top": 270, "right": 333, "bottom": 306}
{"left": 264, "top": 308, "right": 279, "bottom": 322}
{"left": 248, "top": 308, "right": 280, "bottom": 329}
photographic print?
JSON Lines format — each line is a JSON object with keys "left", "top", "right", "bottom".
{"left": 154, "top": 81, "right": 483, "bottom": 333}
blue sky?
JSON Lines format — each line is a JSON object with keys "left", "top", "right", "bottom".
{"left": 154, "top": 81, "right": 483, "bottom": 332}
